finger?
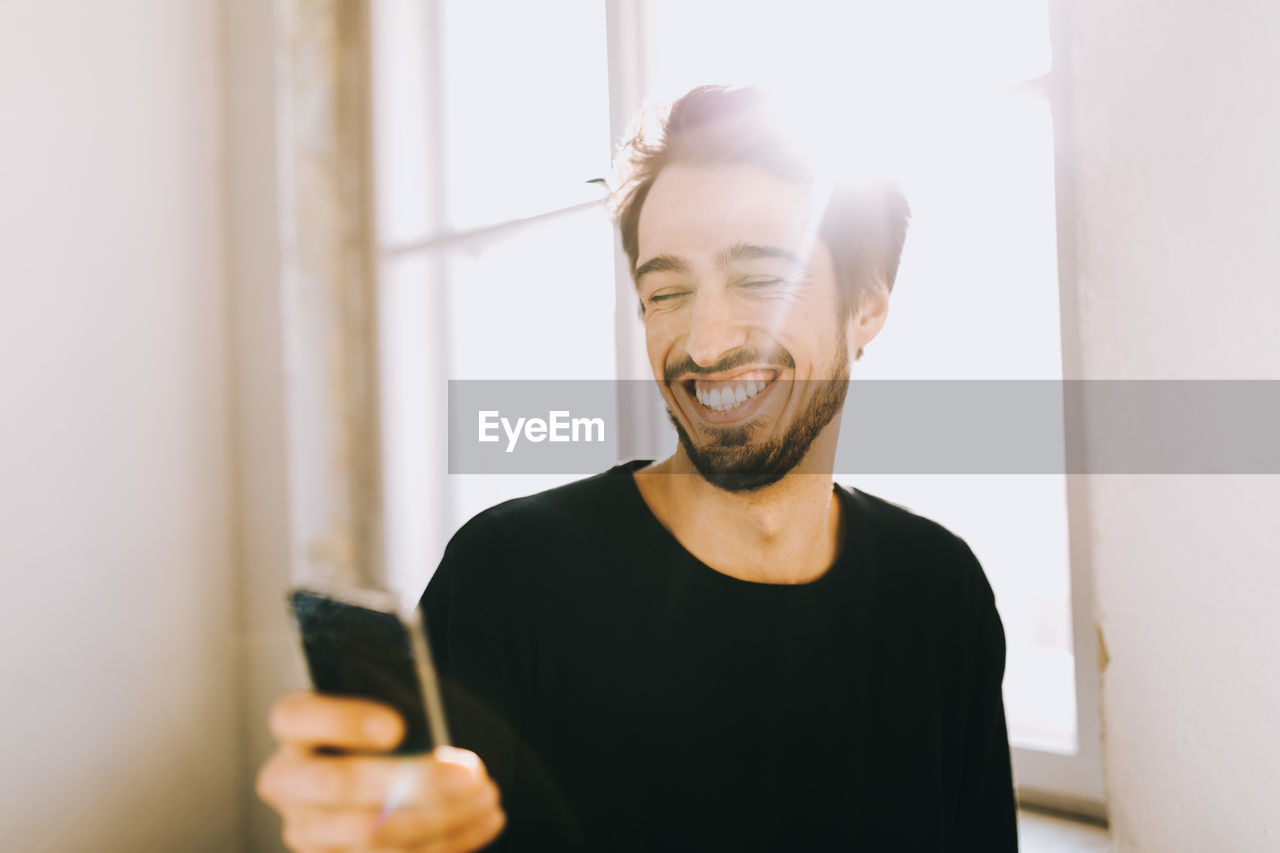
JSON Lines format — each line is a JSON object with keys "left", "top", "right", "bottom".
{"left": 286, "top": 847, "right": 399, "bottom": 853}
{"left": 431, "top": 746, "right": 490, "bottom": 781}
{"left": 421, "top": 807, "right": 507, "bottom": 853}
{"left": 283, "top": 806, "right": 505, "bottom": 853}
{"left": 393, "top": 776, "right": 501, "bottom": 841}
{"left": 374, "top": 768, "right": 500, "bottom": 845}
{"left": 259, "top": 752, "right": 404, "bottom": 809}
{"left": 377, "top": 762, "right": 500, "bottom": 833}
{"left": 286, "top": 847, "right": 407, "bottom": 853}
{"left": 284, "top": 808, "right": 416, "bottom": 849}
{"left": 269, "top": 691, "right": 405, "bottom": 752}
{"left": 280, "top": 783, "right": 500, "bottom": 849}
{"left": 259, "top": 752, "right": 492, "bottom": 811}
{"left": 282, "top": 809, "right": 388, "bottom": 849}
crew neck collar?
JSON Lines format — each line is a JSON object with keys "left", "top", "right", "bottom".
{"left": 608, "top": 459, "right": 863, "bottom": 590}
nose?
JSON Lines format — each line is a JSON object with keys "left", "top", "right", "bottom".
{"left": 684, "top": 287, "right": 749, "bottom": 369}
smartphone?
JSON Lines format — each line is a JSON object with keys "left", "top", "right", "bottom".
{"left": 289, "top": 579, "right": 451, "bottom": 754}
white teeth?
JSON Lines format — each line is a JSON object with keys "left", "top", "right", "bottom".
{"left": 693, "top": 378, "right": 772, "bottom": 411}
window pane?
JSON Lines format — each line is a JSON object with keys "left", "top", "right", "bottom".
{"left": 443, "top": 201, "right": 619, "bottom": 561}
{"left": 851, "top": 475, "right": 1077, "bottom": 751}
{"left": 443, "top": 205, "right": 617, "bottom": 380}
{"left": 378, "top": 205, "right": 619, "bottom": 595}
{"left": 861, "top": 99, "right": 1063, "bottom": 380}
{"left": 444, "top": 201, "right": 618, "bottom": 545}
{"left": 645, "top": 0, "right": 1051, "bottom": 101}
{"left": 438, "top": 1, "right": 612, "bottom": 230}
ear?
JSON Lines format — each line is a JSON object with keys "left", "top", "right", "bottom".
{"left": 846, "top": 279, "right": 890, "bottom": 361}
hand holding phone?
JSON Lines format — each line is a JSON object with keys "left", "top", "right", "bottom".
{"left": 257, "top": 692, "right": 506, "bottom": 851}
{"left": 256, "top": 582, "right": 507, "bottom": 851}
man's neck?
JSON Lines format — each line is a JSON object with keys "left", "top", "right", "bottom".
{"left": 632, "top": 433, "right": 846, "bottom": 585}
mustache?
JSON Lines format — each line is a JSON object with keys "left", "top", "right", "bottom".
{"left": 665, "top": 347, "right": 795, "bottom": 382}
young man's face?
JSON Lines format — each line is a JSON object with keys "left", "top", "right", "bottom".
{"left": 635, "top": 162, "right": 885, "bottom": 491}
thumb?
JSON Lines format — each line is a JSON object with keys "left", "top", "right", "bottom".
{"left": 432, "top": 745, "right": 487, "bottom": 780}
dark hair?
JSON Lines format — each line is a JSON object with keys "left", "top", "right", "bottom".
{"left": 608, "top": 85, "right": 911, "bottom": 314}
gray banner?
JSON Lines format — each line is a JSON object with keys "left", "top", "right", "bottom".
{"left": 447, "top": 380, "right": 1280, "bottom": 475}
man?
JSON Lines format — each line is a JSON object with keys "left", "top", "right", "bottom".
{"left": 258, "top": 85, "right": 1018, "bottom": 852}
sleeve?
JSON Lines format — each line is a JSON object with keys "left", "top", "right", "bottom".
{"left": 953, "top": 570, "right": 1020, "bottom": 852}
{"left": 422, "top": 529, "right": 584, "bottom": 850}
{"left": 422, "top": 547, "right": 522, "bottom": 793}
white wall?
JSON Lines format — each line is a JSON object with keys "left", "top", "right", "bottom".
{"left": 0, "top": 2, "right": 242, "bottom": 850}
{"left": 1065, "top": 2, "right": 1280, "bottom": 850}
{"left": 223, "top": 1, "right": 300, "bottom": 850}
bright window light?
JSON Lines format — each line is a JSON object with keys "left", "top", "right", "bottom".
{"left": 373, "top": 0, "right": 1080, "bottom": 754}
{"left": 644, "top": 0, "right": 1075, "bottom": 751}
{"left": 439, "top": 0, "right": 611, "bottom": 229}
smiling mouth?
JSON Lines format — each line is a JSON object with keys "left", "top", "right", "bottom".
{"left": 680, "top": 369, "right": 780, "bottom": 416}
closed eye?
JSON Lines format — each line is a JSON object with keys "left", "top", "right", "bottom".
{"left": 647, "top": 290, "right": 691, "bottom": 306}
{"left": 737, "top": 276, "right": 802, "bottom": 296}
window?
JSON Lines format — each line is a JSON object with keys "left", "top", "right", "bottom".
{"left": 372, "top": 1, "right": 618, "bottom": 605}
{"left": 369, "top": 0, "right": 1102, "bottom": 814}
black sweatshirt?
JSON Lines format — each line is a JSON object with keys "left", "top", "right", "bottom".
{"left": 422, "top": 460, "right": 1018, "bottom": 852}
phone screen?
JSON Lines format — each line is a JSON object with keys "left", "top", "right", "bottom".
{"left": 291, "top": 589, "right": 438, "bottom": 754}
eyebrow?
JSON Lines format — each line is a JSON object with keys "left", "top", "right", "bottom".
{"left": 716, "top": 242, "right": 805, "bottom": 268}
{"left": 634, "top": 243, "right": 805, "bottom": 282}
{"left": 634, "top": 254, "right": 690, "bottom": 282}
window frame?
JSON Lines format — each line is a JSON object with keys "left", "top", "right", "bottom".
{"left": 340, "top": 0, "right": 1106, "bottom": 818}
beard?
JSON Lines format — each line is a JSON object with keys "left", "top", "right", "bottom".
{"left": 666, "top": 326, "right": 851, "bottom": 493}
